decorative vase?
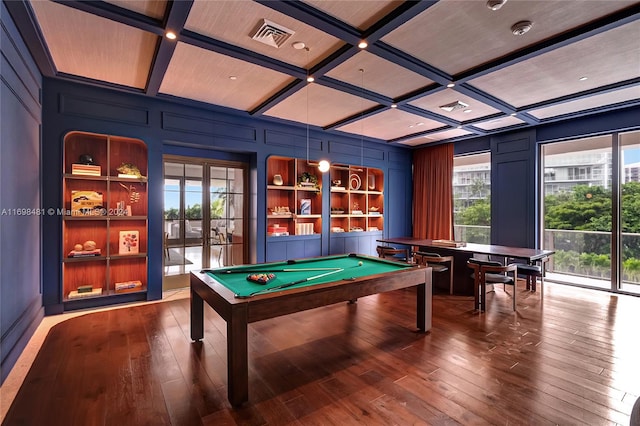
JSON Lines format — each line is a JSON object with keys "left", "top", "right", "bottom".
{"left": 368, "top": 174, "right": 376, "bottom": 190}
{"left": 273, "top": 174, "right": 283, "bottom": 186}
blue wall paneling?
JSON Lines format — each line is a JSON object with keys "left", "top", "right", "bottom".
{"left": 0, "top": 1, "right": 44, "bottom": 384}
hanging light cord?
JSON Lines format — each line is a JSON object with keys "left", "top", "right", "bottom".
{"left": 360, "top": 68, "right": 365, "bottom": 167}
{"left": 306, "top": 48, "right": 311, "bottom": 165}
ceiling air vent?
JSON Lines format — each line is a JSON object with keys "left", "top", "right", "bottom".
{"left": 439, "top": 100, "right": 469, "bottom": 112}
{"left": 251, "top": 19, "right": 295, "bottom": 48}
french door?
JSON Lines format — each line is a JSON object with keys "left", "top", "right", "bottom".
{"left": 163, "top": 157, "right": 247, "bottom": 276}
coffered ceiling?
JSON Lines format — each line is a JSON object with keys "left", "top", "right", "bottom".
{"left": 8, "top": 0, "right": 640, "bottom": 147}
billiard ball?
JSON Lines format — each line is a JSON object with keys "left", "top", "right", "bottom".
{"left": 358, "top": 261, "right": 363, "bottom": 266}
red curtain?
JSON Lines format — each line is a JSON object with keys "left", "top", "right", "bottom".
{"left": 412, "top": 143, "right": 454, "bottom": 239}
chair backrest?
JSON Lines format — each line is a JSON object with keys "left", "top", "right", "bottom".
{"left": 376, "top": 246, "right": 409, "bottom": 262}
{"left": 415, "top": 251, "right": 441, "bottom": 258}
{"left": 468, "top": 258, "right": 503, "bottom": 268}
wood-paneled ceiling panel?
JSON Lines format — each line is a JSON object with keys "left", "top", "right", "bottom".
{"left": 29, "top": 1, "right": 157, "bottom": 89}
{"left": 185, "top": 0, "right": 342, "bottom": 69}
{"left": 302, "top": 0, "right": 403, "bottom": 31}
{"left": 400, "top": 128, "right": 473, "bottom": 146}
{"left": 264, "top": 83, "right": 378, "bottom": 128}
{"left": 530, "top": 86, "right": 640, "bottom": 119}
{"left": 473, "top": 115, "right": 525, "bottom": 131}
{"left": 104, "top": 0, "right": 168, "bottom": 19}
{"left": 409, "top": 88, "right": 501, "bottom": 121}
{"left": 160, "top": 43, "right": 294, "bottom": 112}
{"left": 325, "top": 51, "right": 434, "bottom": 99}
{"left": 381, "top": 0, "right": 636, "bottom": 75}
{"left": 469, "top": 21, "right": 640, "bottom": 108}
{"left": 337, "top": 109, "right": 443, "bottom": 140}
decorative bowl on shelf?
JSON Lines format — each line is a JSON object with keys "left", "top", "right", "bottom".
{"left": 273, "top": 174, "right": 283, "bottom": 186}
{"left": 349, "top": 173, "right": 361, "bottom": 190}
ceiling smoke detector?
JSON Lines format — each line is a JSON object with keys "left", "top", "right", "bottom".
{"left": 511, "top": 20, "right": 533, "bottom": 36}
{"left": 251, "top": 19, "right": 295, "bottom": 48}
{"left": 439, "top": 100, "right": 469, "bottom": 112}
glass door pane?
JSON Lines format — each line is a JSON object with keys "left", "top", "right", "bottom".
{"left": 620, "top": 130, "right": 640, "bottom": 294}
{"left": 541, "top": 136, "right": 612, "bottom": 290}
{"left": 210, "top": 166, "right": 245, "bottom": 267}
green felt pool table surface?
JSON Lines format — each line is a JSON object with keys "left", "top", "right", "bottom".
{"left": 205, "top": 253, "right": 413, "bottom": 298}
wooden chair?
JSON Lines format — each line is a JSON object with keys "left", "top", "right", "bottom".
{"left": 511, "top": 257, "right": 548, "bottom": 294}
{"left": 376, "top": 245, "right": 410, "bottom": 262}
{"left": 413, "top": 251, "right": 454, "bottom": 294}
{"left": 467, "top": 258, "right": 518, "bottom": 311}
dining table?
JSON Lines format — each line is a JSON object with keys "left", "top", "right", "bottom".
{"left": 377, "top": 237, "right": 555, "bottom": 295}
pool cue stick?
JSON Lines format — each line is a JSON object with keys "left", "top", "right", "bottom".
{"left": 238, "top": 268, "right": 345, "bottom": 298}
{"left": 222, "top": 267, "right": 341, "bottom": 274}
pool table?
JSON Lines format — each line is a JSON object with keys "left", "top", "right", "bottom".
{"left": 190, "top": 253, "right": 432, "bottom": 406}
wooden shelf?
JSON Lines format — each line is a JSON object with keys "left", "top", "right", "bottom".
{"left": 267, "top": 156, "right": 323, "bottom": 236}
{"left": 330, "top": 164, "right": 384, "bottom": 234}
{"left": 62, "top": 131, "right": 148, "bottom": 304}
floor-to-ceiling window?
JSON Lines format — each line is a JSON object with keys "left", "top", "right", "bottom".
{"left": 541, "top": 131, "right": 640, "bottom": 294}
{"left": 163, "top": 157, "right": 247, "bottom": 286}
{"left": 453, "top": 152, "right": 491, "bottom": 243}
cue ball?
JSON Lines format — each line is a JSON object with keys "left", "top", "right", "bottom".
{"left": 358, "top": 261, "right": 363, "bottom": 266}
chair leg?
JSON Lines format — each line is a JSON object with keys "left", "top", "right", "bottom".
{"left": 449, "top": 269, "right": 454, "bottom": 295}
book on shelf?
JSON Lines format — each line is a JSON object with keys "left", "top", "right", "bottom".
{"left": 68, "top": 249, "right": 101, "bottom": 257}
{"left": 431, "top": 239, "right": 467, "bottom": 248}
{"left": 115, "top": 280, "right": 142, "bottom": 291}
{"left": 68, "top": 288, "right": 103, "bottom": 299}
{"left": 71, "top": 164, "right": 101, "bottom": 176}
{"left": 71, "top": 190, "right": 105, "bottom": 216}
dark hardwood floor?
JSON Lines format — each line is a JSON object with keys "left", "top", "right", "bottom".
{"left": 3, "top": 281, "right": 639, "bottom": 425}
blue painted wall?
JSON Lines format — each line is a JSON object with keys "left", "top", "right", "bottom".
{"left": 40, "top": 78, "right": 414, "bottom": 314}
{"left": 0, "top": 1, "right": 43, "bottom": 384}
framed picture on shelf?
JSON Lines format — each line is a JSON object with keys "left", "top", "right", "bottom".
{"left": 119, "top": 230, "right": 139, "bottom": 254}
{"left": 299, "top": 199, "right": 311, "bottom": 215}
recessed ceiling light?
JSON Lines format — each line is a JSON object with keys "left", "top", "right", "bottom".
{"left": 446, "top": 83, "right": 455, "bottom": 88}
{"left": 390, "top": 103, "right": 398, "bottom": 108}
{"left": 486, "top": 0, "right": 507, "bottom": 10}
{"left": 579, "top": 76, "right": 588, "bottom": 81}
{"left": 510, "top": 112, "right": 517, "bottom": 116}
{"left": 306, "top": 76, "right": 314, "bottom": 83}
{"left": 456, "top": 125, "right": 463, "bottom": 129}
{"left": 165, "top": 31, "right": 177, "bottom": 40}
{"left": 358, "top": 41, "right": 368, "bottom": 49}
{"left": 292, "top": 41, "right": 306, "bottom": 50}
{"left": 463, "top": 109, "right": 472, "bottom": 113}
{"left": 511, "top": 21, "right": 533, "bottom": 36}
{"left": 229, "top": 76, "right": 237, "bottom": 80}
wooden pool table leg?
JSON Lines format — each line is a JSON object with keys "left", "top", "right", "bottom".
{"left": 416, "top": 268, "right": 433, "bottom": 332}
{"left": 190, "top": 288, "right": 204, "bottom": 341}
{"left": 227, "top": 305, "right": 249, "bottom": 407}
